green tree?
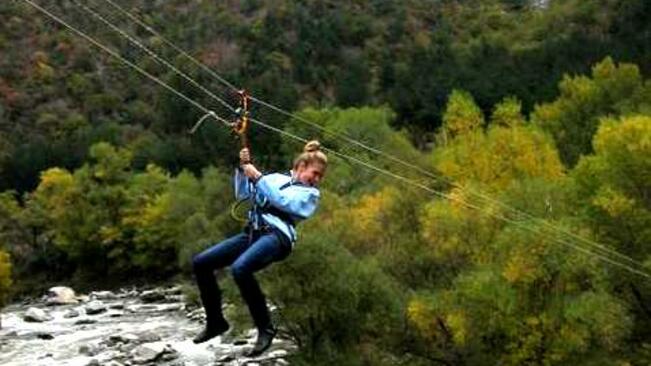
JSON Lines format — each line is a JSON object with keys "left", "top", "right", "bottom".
{"left": 0, "top": 250, "right": 11, "bottom": 306}
{"left": 285, "top": 106, "right": 425, "bottom": 196}
{"left": 490, "top": 96, "right": 525, "bottom": 128}
{"left": 572, "top": 115, "right": 651, "bottom": 360}
{"left": 265, "top": 227, "right": 403, "bottom": 365}
{"left": 533, "top": 57, "right": 644, "bottom": 167}
{"left": 442, "top": 89, "right": 484, "bottom": 141}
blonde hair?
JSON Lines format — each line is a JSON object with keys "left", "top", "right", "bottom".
{"left": 293, "top": 140, "right": 328, "bottom": 170}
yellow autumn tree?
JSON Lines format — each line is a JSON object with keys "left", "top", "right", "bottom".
{"left": 434, "top": 121, "right": 564, "bottom": 193}
{"left": 0, "top": 250, "right": 11, "bottom": 307}
{"left": 533, "top": 57, "right": 644, "bottom": 166}
{"left": 573, "top": 115, "right": 651, "bottom": 269}
{"left": 442, "top": 89, "right": 484, "bottom": 140}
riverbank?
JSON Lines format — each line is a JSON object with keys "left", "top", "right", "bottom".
{"left": 0, "top": 286, "right": 294, "bottom": 366}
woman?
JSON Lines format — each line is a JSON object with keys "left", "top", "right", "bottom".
{"left": 192, "top": 140, "right": 327, "bottom": 356}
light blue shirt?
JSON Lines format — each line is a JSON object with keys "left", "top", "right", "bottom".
{"left": 234, "top": 169, "right": 320, "bottom": 245}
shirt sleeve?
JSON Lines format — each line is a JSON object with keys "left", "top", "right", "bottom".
{"left": 256, "top": 176, "right": 320, "bottom": 219}
{"left": 233, "top": 168, "right": 252, "bottom": 200}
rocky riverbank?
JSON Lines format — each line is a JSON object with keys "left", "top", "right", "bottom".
{"left": 0, "top": 286, "right": 294, "bottom": 366}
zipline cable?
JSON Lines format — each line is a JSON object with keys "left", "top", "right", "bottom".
{"left": 73, "top": 0, "right": 236, "bottom": 114}
{"left": 95, "top": 0, "right": 648, "bottom": 271}
{"left": 101, "top": 0, "right": 240, "bottom": 92}
{"left": 98, "top": 0, "right": 447, "bottom": 183}
{"left": 20, "top": 0, "right": 231, "bottom": 128}
{"left": 21, "top": 0, "right": 651, "bottom": 280}
{"left": 248, "top": 116, "right": 651, "bottom": 281}
{"left": 74, "top": 1, "right": 651, "bottom": 274}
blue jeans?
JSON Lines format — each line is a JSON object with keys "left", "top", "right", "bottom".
{"left": 192, "top": 229, "right": 291, "bottom": 330}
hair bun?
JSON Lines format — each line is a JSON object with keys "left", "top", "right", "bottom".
{"left": 304, "top": 140, "right": 321, "bottom": 153}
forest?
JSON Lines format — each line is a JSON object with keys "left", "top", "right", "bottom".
{"left": 1, "top": 0, "right": 651, "bottom": 364}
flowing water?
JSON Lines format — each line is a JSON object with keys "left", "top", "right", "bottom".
{"left": 0, "top": 287, "right": 293, "bottom": 366}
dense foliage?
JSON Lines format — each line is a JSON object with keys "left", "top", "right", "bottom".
{"left": 1, "top": 0, "right": 651, "bottom": 364}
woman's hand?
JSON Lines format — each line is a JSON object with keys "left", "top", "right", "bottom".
{"left": 241, "top": 163, "right": 262, "bottom": 182}
{"left": 239, "top": 148, "right": 251, "bottom": 164}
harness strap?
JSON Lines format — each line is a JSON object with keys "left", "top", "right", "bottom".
{"left": 249, "top": 174, "right": 308, "bottom": 242}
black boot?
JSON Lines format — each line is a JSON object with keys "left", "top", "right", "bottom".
{"left": 193, "top": 319, "right": 230, "bottom": 344}
{"left": 246, "top": 326, "right": 276, "bottom": 357}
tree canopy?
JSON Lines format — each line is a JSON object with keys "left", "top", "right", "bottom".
{"left": 1, "top": 0, "right": 651, "bottom": 364}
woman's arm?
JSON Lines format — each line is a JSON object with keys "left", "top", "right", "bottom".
{"left": 255, "top": 177, "right": 320, "bottom": 219}
{"left": 234, "top": 148, "right": 260, "bottom": 200}
{"left": 233, "top": 167, "right": 252, "bottom": 200}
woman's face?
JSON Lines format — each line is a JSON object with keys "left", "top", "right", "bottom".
{"left": 295, "top": 162, "right": 326, "bottom": 187}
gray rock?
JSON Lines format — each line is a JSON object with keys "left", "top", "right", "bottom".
{"left": 217, "top": 354, "right": 235, "bottom": 363}
{"left": 136, "top": 330, "right": 161, "bottom": 343}
{"left": 117, "top": 333, "right": 141, "bottom": 344}
{"left": 185, "top": 308, "right": 206, "bottom": 321}
{"left": 109, "top": 303, "right": 125, "bottom": 310}
{"left": 161, "top": 351, "right": 179, "bottom": 361}
{"left": 74, "top": 318, "right": 98, "bottom": 325}
{"left": 85, "top": 301, "right": 107, "bottom": 315}
{"left": 79, "top": 344, "right": 99, "bottom": 356}
{"left": 165, "top": 294, "right": 185, "bottom": 303}
{"left": 107, "top": 333, "right": 140, "bottom": 346}
{"left": 35, "top": 332, "right": 54, "bottom": 340}
{"left": 161, "top": 286, "right": 182, "bottom": 296}
{"left": 24, "top": 307, "right": 53, "bottom": 322}
{"left": 91, "top": 291, "right": 118, "bottom": 300}
{"left": 118, "top": 342, "right": 136, "bottom": 353}
{"left": 46, "top": 286, "right": 79, "bottom": 305}
{"left": 140, "top": 289, "right": 166, "bottom": 303}
{"left": 130, "top": 342, "right": 169, "bottom": 364}
{"left": 63, "top": 309, "right": 80, "bottom": 318}
{"left": 76, "top": 294, "right": 90, "bottom": 303}
{"left": 86, "top": 359, "right": 100, "bottom": 366}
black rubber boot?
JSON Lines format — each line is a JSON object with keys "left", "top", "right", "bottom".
{"left": 193, "top": 320, "right": 230, "bottom": 344}
{"left": 246, "top": 326, "right": 276, "bottom": 357}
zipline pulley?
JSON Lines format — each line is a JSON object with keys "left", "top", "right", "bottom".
{"left": 189, "top": 90, "right": 250, "bottom": 150}
{"left": 232, "top": 89, "right": 251, "bottom": 160}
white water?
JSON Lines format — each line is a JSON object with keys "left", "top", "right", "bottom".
{"left": 0, "top": 288, "right": 292, "bottom": 366}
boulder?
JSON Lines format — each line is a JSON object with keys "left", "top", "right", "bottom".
{"left": 109, "top": 303, "right": 125, "bottom": 310}
{"left": 63, "top": 309, "right": 80, "bottom": 318}
{"left": 139, "top": 289, "right": 166, "bottom": 303}
{"left": 79, "top": 343, "right": 100, "bottom": 356}
{"left": 85, "top": 301, "right": 107, "bottom": 315}
{"left": 24, "top": 307, "right": 53, "bottom": 322}
{"left": 91, "top": 291, "right": 117, "bottom": 300}
{"left": 74, "top": 318, "right": 98, "bottom": 325}
{"left": 161, "top": 286, "right": 182, "bottom": 296}
{"left": 36, "top": 332, "right": 54, "bottom": 340}
{"left": 109, "top": 333, "right": 140, "bottom": 344}
{"left": 136, "top": 330, "right": 162, "bottom": 343}
{"left": 46, "top": 286, "right": 78, "bottom": 305}
{"left": 130, "top": 342, "right": 175, "bottom": 364}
